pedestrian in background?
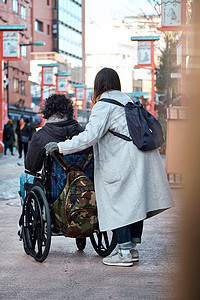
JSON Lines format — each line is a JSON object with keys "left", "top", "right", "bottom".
{"left": 15, "top": 116, "right": 31, "bottom": 159}
{"left": 3, "top": 119, "right": 15, "bottom": 155}
{"left": 25, "top": 118, "right": 32, "bottom": 141}
{"left": 45, "top": 67, "right": 174, "bottom": 267}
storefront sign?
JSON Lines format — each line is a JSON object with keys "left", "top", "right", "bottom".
{"left": 162, "top": 0, "right": 181, "bottom": 27}
{"left": 57, "top": 76, "right": 67, "bottom": 92}
{"left": 138, "top": 42, "right": 151, "bottom": 66}
{"left": 76, "top": 87, "right": 84, "bottom": 100}
{"left": 3, "top": 31, "right": 19, "bottom": 59}
{"left": 171, "top": 73, "right": 181, "bottom": 78}
{"left": 43, "top": 67, "right": 54, "bottom": 85}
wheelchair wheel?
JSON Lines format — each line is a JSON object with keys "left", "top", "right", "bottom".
{"left": 76, "top": 238, "right": 86, "bottom": 251}
{"left": 90, "top": 226, "right": 117, "bottom": 257}
{"left": 22, "top": 186, "right": 51, "bottom": 262}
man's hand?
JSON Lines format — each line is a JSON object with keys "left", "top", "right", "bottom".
{"left": 45, "top": 142, "right": 59, "bottom": 155}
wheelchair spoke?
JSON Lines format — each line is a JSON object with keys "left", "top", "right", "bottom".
{"left": 35, "top": 201, "right": 40, "bottom": 220}
{"left": 36, "top": 227, "right": 43, "bottom": 254}
{"left": 103, "top": 232, "right": 109, "bottom": 248}
{"left": 98, "top": 232, "right": 102, "bottom": 249}
{"left": 29, "top": 202, "right": 36, "bottom": 219}
{"left": 42, "top": 234, "right": 47, "bottom": 246}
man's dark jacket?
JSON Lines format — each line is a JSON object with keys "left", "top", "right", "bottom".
{"left": 25, "top": 119, "right": 84, "bottom": 173}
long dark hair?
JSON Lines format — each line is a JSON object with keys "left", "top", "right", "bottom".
{"left": 93, "top": 68, "right": 121, "bottom": 103}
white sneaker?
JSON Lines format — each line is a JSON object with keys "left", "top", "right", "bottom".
{"left": 131, "top": 249, "right": 139, "bottom": 262}
{"left": 103, "top": 252, "right": 133, "bottom": 267}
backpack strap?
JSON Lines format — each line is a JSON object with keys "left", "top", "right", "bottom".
{"left": 99, "top": 98, "right": 132, "bottom": 142}
{"left": 52, "top": 153, "right": 70, "bottom": 172}
{"left": 99, "top": 98, "right": 125, "bottom": 107}
{"left": 108, "top": 130, "right": 132, "bottom": 141}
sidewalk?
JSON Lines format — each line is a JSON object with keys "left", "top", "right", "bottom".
{"left": 0, "top": 151, "right": 24, "bottom": 201}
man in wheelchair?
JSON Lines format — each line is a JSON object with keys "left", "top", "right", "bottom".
{"left": 19, "top": 93, "right": 96, "bottom": 234}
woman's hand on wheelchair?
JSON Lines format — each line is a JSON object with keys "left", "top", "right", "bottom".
{"left": 45, "top": 142, "right": 59, "bottom": 155}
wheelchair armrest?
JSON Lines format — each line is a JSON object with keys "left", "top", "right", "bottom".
{"left": 25, "top": 169, "right": 41, "bottom": 178}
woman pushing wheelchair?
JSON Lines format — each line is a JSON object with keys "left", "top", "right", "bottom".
{"left": 45, "top": 67, "right": 174, "bottom": 267}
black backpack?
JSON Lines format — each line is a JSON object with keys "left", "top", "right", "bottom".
{"left": 99, "top": 98, "right": 164, "bottom": 151}
{"left": 3, "top": 127, "right": 11, "bottom": 141}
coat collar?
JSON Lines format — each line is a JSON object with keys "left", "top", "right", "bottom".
{"left": 100, "top": 90, "right": 131, "bottom": 105}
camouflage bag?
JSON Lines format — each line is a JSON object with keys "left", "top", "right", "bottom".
{"left": 50, "top": 152, "right": 98, "bottom": 238}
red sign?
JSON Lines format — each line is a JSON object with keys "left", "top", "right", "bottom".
{"left": 43, "top": 67, "right": 54, "bottom": 86}
{"left": 158, "top": 0, "right": 186, "bottom": 31}
{"left": 57, "top": 76, "right": 67, "bottom": 92}
{"left": 2, "top": 31, "right": 21, "bottom": 60}
{"left": 138, "top": 42, "right": 151, "bottom": 66}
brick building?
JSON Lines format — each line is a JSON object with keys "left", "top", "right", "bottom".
{"left": 0, "top": 0, "right": 85, "bottom": 124}
{"left": 0, "top": 0, "right": 33, "bottom": 118}
{"left": 30, "top": 0, "right": 85, "bottom": 89}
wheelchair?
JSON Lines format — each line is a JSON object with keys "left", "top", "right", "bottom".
{"left": 19, "top": 153, "right": 117, "bottom": 263}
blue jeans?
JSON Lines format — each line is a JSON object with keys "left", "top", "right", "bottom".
{"left": 20, "top": 172, "right": 34, "bottom": 207}
{"left": 113, "top": 221, "right": 144, "bottom": 249}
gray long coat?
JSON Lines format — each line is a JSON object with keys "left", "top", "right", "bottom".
{"left": 58, "top": 90, "right": 174, "bottom": 231}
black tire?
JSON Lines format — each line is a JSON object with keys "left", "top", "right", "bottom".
{"left": 22, "top": 186, "right": 51, "bottom": 262}
{"left": 23, "top": 238, "right": 30, "bottom": 255}
{"left": 90, "top": 226, "right": 117, "bottom": 257}
{"left": 76, "top": 238, "right": 86, "bottom": 251}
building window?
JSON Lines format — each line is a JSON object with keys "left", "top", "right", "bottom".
{"left": 20, "top": 45, "right": 26, "bottom": 57}
{"left": 20, "top": 5, "right": 26, "bottom": 19}
{"left": 18, "top": 99, "right": 25, "bottom": 108}
{"left": 47, "top": 0, "right": 50, "bottom": 5}
{"left": 47, "top": 24, "right": 50, "bottom": 35}
{"left": 13, "top": 78, "right": 19, "bottom": 93}
{"left": 1, "top": 0, "right": 7, "bottom": 3}
{"left": 35, "top": 20, "right": 43, "bottom": 32}
{"left": 12, "top": 0, "right": 18, "bottom": 13}
{"left": 21, "top": 81, "right": 25, "bottom": 95}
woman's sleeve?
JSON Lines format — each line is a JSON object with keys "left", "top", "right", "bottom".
{"left": 58, "top": 101, "right": 111, "bottom": 155}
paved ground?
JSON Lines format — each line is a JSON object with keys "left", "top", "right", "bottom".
{"left": 0, "top": 152, "right": 182, "bottom": 300}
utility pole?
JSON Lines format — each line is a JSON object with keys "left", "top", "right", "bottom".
{"left": 166, "top": 33, "right": 170, "bottom": 107}
{"left": 7, "top": 60, "right": 9, "bottom": 117}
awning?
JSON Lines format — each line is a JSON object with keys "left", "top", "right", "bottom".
{"left": 127, "top": 92, "right": 150, "bottom": 99}
{"left": 9, "top": 111, "right": 41, "bottom": 123}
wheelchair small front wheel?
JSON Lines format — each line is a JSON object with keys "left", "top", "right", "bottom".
{"left": 76, "top": 238, "right": 86, "bottom": 251}
{"left": 22, "top": 186, "right": 51, "bottom": 262}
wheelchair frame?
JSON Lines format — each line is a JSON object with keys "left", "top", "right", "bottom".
{"left": 20, "top": 156, "right": 117, "bottom": 262}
